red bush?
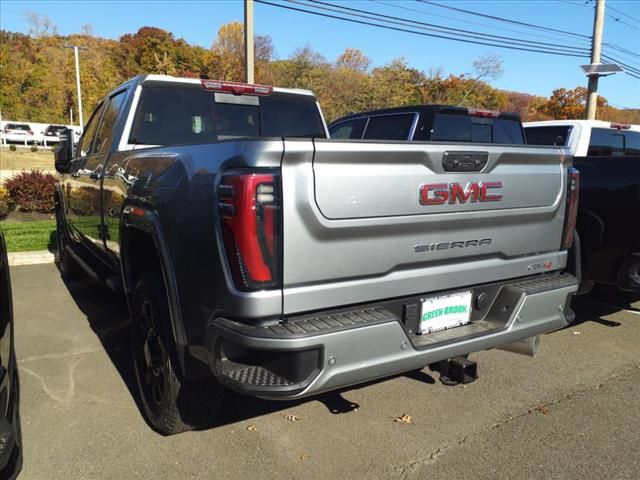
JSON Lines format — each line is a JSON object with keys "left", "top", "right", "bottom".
{"left": 3, "top": 170, "right": 56, "bottom": 213}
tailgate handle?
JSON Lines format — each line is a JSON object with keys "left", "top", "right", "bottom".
{"left": 443, "top": 152, "right": 488, "bottom": 172}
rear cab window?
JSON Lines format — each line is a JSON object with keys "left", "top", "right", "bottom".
{"left": 524, "top": 126, "right": 572, "bottom": 146}
{"left": 626, "top": 131, "right": 640, "bottom": 155}
{"left": 128, "top": 83, "right": 326, "bottom": 147}
{"left": 587, "top": 128, "right": 632, "bottom": 157}
{"left": 418, "top": 113, "right": 524, "bottom": 144}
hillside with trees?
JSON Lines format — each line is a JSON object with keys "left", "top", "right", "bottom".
{"left": 1, "top": 16, "right": 638, "bottom": 125}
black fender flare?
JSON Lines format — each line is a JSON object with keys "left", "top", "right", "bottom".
{"left": 120, "top": 205, "right": 188, "bottom": 375}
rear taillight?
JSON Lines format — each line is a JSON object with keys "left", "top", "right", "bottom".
{"left": 561, "top": 167, "right": 580, "bottom": 250}
{"left": 219, "top": 171, "right": 281, "bottom": 291}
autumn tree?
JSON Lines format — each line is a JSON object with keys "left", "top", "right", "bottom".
{"left": 25, "top": 12, "right": 58, "bottom": 38}
{"left": 1, "top": 21, "right": 636, "bottom": 126}
{"left": 207, "top": 22, "right": 273, "bottom": 82}
{"left": 335, "top": 48, "right": 370, "bottom": 73}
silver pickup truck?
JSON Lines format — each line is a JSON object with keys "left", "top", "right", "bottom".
{"left": 53, "top": 74, "right": 579, "bottom": 435}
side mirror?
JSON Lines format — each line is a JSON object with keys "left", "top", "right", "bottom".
{"left": 54, "top": 128, "right": 75, "bottom": 173}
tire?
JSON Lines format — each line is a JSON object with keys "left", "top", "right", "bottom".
{"left": 55, "top": 208, "right": 81, "bottom": 279}
{"left": 131, "top": 270, "right": 224, "bottom": 435}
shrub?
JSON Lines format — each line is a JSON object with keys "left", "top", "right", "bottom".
{"left": 9, "top": 144, "right": 16, "bottom": 151}
{"left": 3, "top": 170, "right": 56, "bottom": 213}
{"left": 0, "top": 187, "right": 11, "bottom": 218}
{"left": 30, "top": 145, "right": 38, "bottom": 152}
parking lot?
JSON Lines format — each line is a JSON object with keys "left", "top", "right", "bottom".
{"left": 11, "top": 263, "right": 640, "bottom": 479}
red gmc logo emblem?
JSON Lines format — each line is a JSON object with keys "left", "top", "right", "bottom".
{"left": 420, "top": 181, "right": 503, "bottom": 205}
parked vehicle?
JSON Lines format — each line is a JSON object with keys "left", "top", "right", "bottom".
{"left": 54, "top": 75, "right": 579, "bottom": 435}
{"left": 0, "top": 229, "right": 22, "bottom": 479}
{"left": 2, "top": 123, "right": 34, "bottom": 144}
{"left": 43, "top": 124, "right": 68, "bottom": 144}
{"left": 328, "top": 105, "right": 525, "bottom": 144}
{"left": 524, "top": 120, "right": 640, "bottom": 292}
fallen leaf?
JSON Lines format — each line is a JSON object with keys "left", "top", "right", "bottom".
{"left": 572, "top": 331, "right": 581, "bottom": 335}
{"left": 393, "top": 414, "right": 412, "bottom": 425}
{"left": 535, "top": 405, "right": 551, "bottom": 415}
{"left": 284, "top": 413, "right": 301, "bottom": 422}
{"left": 247, "top": 424, "right": 257, "bottom": 431}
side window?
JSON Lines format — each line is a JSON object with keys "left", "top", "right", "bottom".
{"left": 363, "top": 114, "right": 415, "bottom": 140}
{"left": 587, "top": 128, "right": 625, "bottom": 156}
{"left": 93, "top": 91, "right": 127, "bottom": 155}
{"left": 329, "top": 118, "right": 366, "bottom": 139}
{"left": 624, "top": 131, "right": 640, "bottom": 155}
{"left": 77, "top": 102, "right": 107, "bottom": 157}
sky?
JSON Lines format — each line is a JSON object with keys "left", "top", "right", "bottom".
{"left": 1, "top": 0, "right": 639, "bottom": 108}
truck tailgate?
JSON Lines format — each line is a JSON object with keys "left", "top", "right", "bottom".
{"left": 313, "top": 141, "right": 562, "bottom": 218}
{"left": 281, "top": 139, "right": 569, "bottom": 314}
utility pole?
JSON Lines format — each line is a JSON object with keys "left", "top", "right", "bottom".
{"left": 244, "top": 0, "right": 255, "bottom": 83}
{"left": 64, "top": 45, "right": 88, "bottom": 129}
{"left": 586, "top": 0, "right": 605, "bottom": 120}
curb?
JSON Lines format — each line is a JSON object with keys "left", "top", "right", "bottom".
{"left": 8, "top": 250, "right": 55, "bottom": 266}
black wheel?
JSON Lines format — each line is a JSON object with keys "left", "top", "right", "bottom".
{"left": 131, "top": 270, "right": 224, "bottom": 435}
{"left": 55, "top": 207, "right": 81, "bottom": 279}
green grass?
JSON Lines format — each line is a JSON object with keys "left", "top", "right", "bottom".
{"left": 0, "top": 220, "right": 57, "bottom": 252}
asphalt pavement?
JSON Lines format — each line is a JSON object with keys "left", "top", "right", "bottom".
{"left": 10, "top": 263, "right": 640, "bottom": 480}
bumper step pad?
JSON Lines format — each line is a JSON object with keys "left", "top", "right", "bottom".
{"left": 225, "top": 365, "right": 295, "bottom": 387}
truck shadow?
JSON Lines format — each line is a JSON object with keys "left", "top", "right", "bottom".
{"left": 61, "top": 274, "right": 436, "bottom": 430}
{"left": 571, "top": 285, "right": 639, "bottom": 328}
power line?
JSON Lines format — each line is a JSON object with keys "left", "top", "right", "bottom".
{"left": 371, "top": 0, "right": 592, "bottom": 48}
{"left": 562, "top": 0, "right": 640, "bottom": 32}
{"left": 289, "top": 0, "right": 589, "bottom": 55}
{"left": 255, "top": 0, "right": 589, "bottom": 57}
{"left": 602, "top": 54, "right": 640, "bottom": 78}
{"left": 418, "top": 0, "right": 591, "bottom": 39}
{"left": 303, "top": 0, "right": 590, "bottom": 53}
{"left": 605, "top": 43, "right": 640, "bottom": 61}
{"left": 608, "top": 4, "right": 640, "bottom": 25}
{"left": 561, "top": 0, "right": 640, "bottom": 56}
{"left": 608, "top": 15, "right": 640, "bottom": 33}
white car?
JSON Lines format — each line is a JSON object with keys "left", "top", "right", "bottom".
{"left": 2, "top": 123, "right": 35, "bottom": 144}
{"left": 524, "top": 119, "right": 640, "bottom": 157}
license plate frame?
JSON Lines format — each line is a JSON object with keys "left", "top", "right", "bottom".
{"left": 419, "top": 290, "right": 473, "bottom": 334}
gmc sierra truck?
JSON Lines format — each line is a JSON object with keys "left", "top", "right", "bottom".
{"left": 525, "top": 120, "right": 640, "bottom": 292}
{"left": 54, "top": 75, "right": 579, "bottom": 435}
